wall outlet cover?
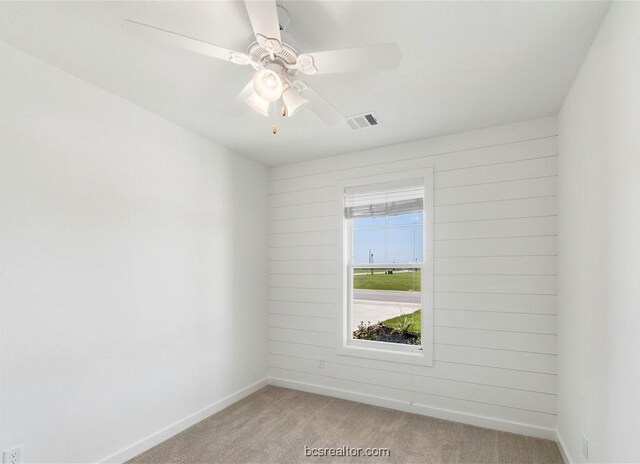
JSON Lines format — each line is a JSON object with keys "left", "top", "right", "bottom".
{"left": 2, "top": 446, "right": 23, "bottom": 464}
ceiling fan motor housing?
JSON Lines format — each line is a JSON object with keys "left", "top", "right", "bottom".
{"left": 248, "top": 41, "right": 299, "bottom": 72}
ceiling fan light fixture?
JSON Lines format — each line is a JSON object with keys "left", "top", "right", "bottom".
{"left": 244, "top": 91, "right": 270, "bottom": 117}
{"left": 282, "top": 86, "right": 309, "bottom": 117}
{"left": 124, "top": 1, "right": 403, "bottom": 131}
{"left": 252, "top": 68, "right": 284, "bottom": 102}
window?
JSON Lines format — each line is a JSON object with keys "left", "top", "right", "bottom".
{"left": 337, "top": 168, "right": 434, "bottom": 366}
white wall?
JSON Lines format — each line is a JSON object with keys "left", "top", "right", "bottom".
{"left": 0, "top": 43, "right": 268, "bottom": 463}
{"left": 267, "top": 117, "right": 559, "bottom": 438}
{"left": 557, "top": 2, "right": 640, "bottom": 463}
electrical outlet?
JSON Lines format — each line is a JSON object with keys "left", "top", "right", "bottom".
{"left": 318, "top": 358, "right": 325, "bottom": 369}
{"left": 582, "top": 437, "right": 589, "bottom": 460}
{"left": 3, "top": 446, "right": 23, "bottom": 464}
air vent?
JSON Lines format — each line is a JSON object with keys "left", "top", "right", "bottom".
{"left": 346, "top": 112, "right": 379, "bottom": 130}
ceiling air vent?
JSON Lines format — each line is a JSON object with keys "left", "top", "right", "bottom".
{"left": 346, "top": 112, "right": 379, "bottom": 130}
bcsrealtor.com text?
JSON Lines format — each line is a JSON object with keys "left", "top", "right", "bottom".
{"left": 304, "top": 446, "right": 391, "bottom": 458}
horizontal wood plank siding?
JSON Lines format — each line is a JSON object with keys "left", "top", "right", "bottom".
{"left": 267, "top": 117, "right": 558, "bottom": 432}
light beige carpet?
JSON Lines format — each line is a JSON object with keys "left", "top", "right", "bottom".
{"left": 128, "top": 386, "right": 562, "bottom": 464}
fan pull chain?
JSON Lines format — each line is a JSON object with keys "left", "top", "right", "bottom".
{"left": 272, "top": 102, "right": 278, "bottom": 135}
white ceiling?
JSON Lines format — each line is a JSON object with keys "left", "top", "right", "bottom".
{"left": 0, "top": 1, "right": 609, "bottom": 166}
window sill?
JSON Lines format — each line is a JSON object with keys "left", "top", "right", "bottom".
{"left": 336, "top": 339, "right": 433, "bottom": 366}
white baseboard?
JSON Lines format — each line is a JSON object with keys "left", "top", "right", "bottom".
{"left": 268, "top": 377, "right": 557, "bottom": 441}
{"left": 100, "top": 377, "right": 269, "bottom": 464}
{"left": 555, "top": 429, "right": 573, "bottom": 464}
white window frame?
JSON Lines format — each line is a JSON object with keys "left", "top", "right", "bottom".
{"left": 336, "top": 167, "right": 434, "bottom": 366}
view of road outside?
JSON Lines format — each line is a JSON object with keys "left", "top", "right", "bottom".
{"left": 350, "top": 208, "right": 423, "bottom": 344}
{"left": 352, "top": 267, "right": 421, "bottom": 328}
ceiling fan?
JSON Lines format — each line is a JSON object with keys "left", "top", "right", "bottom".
{"left": 122, "top": 1, "right": 402, "bottom": 132}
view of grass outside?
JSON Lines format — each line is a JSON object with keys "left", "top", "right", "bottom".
{"left": 381, "top": 309, "right": 421, "bottom": 333}
{"left": 353, "top": 268, "right": 421, "bottom": 291}
{"left": 352, "top": 268, "right": 421, "bottom": 345}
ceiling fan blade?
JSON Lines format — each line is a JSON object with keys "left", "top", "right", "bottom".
{"left": 298, "top": 43, "right": 402, "bottom": 75}
{"left": 122, "top": 19, "right": 250, "bottom": 65}
{"left": 244, "top": 1, "right": 282, "bottom": 49}
{"left": 298, "top": 83, "right": 348, "bottom": 128}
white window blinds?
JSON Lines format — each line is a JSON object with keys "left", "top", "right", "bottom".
{"left": 344, "top": 178, "right": 424, "bottom": 219}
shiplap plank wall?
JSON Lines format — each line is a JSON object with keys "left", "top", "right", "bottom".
{"left": 267, "top": 117, "right": 558, "bottom": 434}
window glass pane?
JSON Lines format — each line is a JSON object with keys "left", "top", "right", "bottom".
{"left": 386, "top": 225, "right": 423, "bottom": 264}
{"left": 351, "top": 267, "right": 421, "bottom": 345}
{"left": 353, "top": 216, "right": 386, "bottom": 229}
{"left": 386, "top": 211, "right": 423, "bottom": 226}
{"left": 352, "top": 228, "right": 385, "bottom": 264}
{"left": 352, "top": 212, "right": 423, "bottom": 265}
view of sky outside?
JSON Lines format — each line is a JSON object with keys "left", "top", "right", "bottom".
{"left": 352, "top": 211, "right": 424, "bottom": 264}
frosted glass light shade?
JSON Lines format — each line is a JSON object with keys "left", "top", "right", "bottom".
{"left": 253, "top": 68, "right": 284, "bottom": 102}
{"left": 282, "top": 87, "right": 309, "bottom": 116}
{"left": 244, "top": 91, "right": 269, "bottom": 117}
